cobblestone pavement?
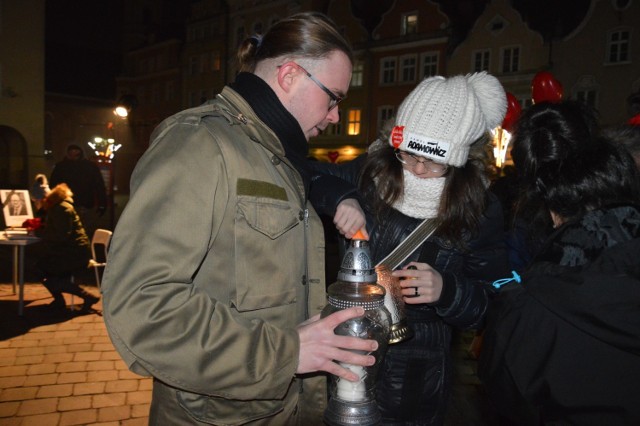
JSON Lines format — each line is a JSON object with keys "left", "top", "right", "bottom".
{"left": 1, "top": 282, "right": 498, "bottom": 426}
{"left": 0, "top": 283, "right": 151, "bottom": 425}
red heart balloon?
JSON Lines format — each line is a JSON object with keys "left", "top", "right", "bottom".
{"left": 531, "top": 71, "right": 563, "bottom": 104}
{"left": 328, "top": 151, "right": 339, "bottom": 163}
{"left": 502, "top": 92, "right": 522, "bottom": 132}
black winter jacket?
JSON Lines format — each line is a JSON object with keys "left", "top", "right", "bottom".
{"left": 310, "top": 156, "right": 509, "bottom": 425}
{"left": 479, "top": 204, "right": 640, "bottom": 425}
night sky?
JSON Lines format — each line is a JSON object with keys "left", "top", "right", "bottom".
{"left": 45, "top": 1, "right": 124, "bottom": 99}
{"left": 43, "top": 0, "right": 590, "bottom": 100}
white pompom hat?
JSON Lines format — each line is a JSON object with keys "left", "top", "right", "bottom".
{"left": 389, "top": 72, "right": 507, "bottom": 167}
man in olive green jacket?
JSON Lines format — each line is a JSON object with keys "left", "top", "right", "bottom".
{"left": 102, "top": 12, "right": 374, "bottom": 425}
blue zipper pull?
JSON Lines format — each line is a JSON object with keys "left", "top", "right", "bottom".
{"left": 492, "top": 270, "right": 522, "bottom": 290}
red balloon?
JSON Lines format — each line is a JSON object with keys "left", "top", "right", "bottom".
{"left": 531, "top": 71, "right": 563, "bottom": 104}
{"left": 502, "top": 92, "right": 522, "bottom": 132}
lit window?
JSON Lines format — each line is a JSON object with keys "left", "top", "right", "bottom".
{"left": 501, "top": 46, "right": 520, "bottom": 73}
{"left": 400, "top": 55, "right": 417, "bottom": 83}
{"left": 421, "top": 52, "right": 439, "bottom": 78}
{"left": 351, "top": 60, "right": 364, "bottom": 87}
{"left": 378, "top": 106, "right": 395, "bottom": 131}
{"left": 380, "top": 58, "right": 396, "bottom": 85}
{"left": 402, "top": 13, "right": 418, "bottom": 35}
{"left": 473, "top": 50, "right": 490, "bottom": 72}
{"left": 607, "top": 29, "right": 630, "bottom": 63}
{"left": 348, "top": 109, "right": 362, "bottom": 136}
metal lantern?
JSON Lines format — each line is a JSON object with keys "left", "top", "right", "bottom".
{"left": 321, "top": 237, "right": 391, "bottom": 426}
{"left": 375, "top": 265, "right": 414, "bottom": 344}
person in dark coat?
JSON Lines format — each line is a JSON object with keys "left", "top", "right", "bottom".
{"left": 36, "top": 183, "right": 100, "bottom": 311}
{"left": 478, "top": 101, "right": 640, "bottom": 425}
{"left": 49, "top": 144, "right": 107, "bottom": 239}
{"left": 310, "top": 72, "right": 510, "bottom": 425}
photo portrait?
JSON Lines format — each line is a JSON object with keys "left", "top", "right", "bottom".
{"left": 1, "top": 189, "right": 34, "bottom": 227}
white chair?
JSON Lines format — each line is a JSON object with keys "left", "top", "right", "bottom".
{"left": 70, "top": 228, "right": 112, "bottom": 309}
{"left": 89, "top": 228, "right": 112, "bottom": 289}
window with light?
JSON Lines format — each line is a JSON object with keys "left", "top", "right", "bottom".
{"left": 402, "top": 13, "right": 418, "bottom": 35}
{"left": 348, "top": 109, "right": 361, "bottom": 136}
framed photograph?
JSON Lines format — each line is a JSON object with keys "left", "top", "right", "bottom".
{"left": 1, "top": 189, "right": 34, "bottom": 228}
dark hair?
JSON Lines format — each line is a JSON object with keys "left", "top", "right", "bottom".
{"left": 236, "top": 12, "right": 353, "bottom": 72}
{"left": 511, "top": 101, "right": 640, "bottom": 222}
{"left": 66, "top": 144, "right": 85, "bottom": 159}
{"left": 359, "top": 137, "right": 491, "bottom": 246}
{"left": 603, "top": 124, "right": 640, "bottom": 168}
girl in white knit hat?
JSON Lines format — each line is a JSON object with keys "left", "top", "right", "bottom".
{"left": 309, "top": 71, "right": 509, "bottom": 425}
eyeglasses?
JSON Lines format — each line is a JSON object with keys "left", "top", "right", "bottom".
{"left": 395, "top": 150, "right": 449, "bottom": 175}
{"left": 290, "top": 62, "right": 344, "bottom": 112}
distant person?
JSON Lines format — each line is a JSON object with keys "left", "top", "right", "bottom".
{"left": 35, "top": 183, "right": 100, "bottom": 311}
{"left": 479, "top": 101, "right": 640, "bottom": 424}
{"left": 50, "top": 144, "right": 107, "bottom": 238}
{"left": 30, "top": 173, "right": 51, "bottom": 218}
{"left": 7, "top": 192, "right": 28, "bottom": 216}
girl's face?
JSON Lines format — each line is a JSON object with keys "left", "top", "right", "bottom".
{"left": 395, "top": 150, "right": 448, "bottom": 179}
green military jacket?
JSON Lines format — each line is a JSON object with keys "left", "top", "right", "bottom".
{"left": 102, "top": 86, "right": 328, "bottom": 425}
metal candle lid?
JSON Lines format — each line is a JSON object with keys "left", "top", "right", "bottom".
{"left": 337, "top": 237, "right": 377, "bottom": 283}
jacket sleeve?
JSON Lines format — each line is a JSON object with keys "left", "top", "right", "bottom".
{"left": 101, "top": 121, "right": 299, "bottom": 400}
{"left": 429, "top": 193, "right": 509, "bottom": 329}
{"left": 308, "top": 155, "right": 366, "bottom": 216}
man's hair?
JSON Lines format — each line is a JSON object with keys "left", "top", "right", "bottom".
{"left": 236, "top": 12, "right": 353, "bottom": 72}
{"left": 66, "top": 144, "right": 85, "bottom": 159}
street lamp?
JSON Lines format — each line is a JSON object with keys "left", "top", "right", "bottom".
{"left": 87, "top": 136, "right": 122, "bottom": 230}
{"left": 113, "top": 94, "right": 138, "bottom": 118}
{"left": 88, "top": 137, "right": 122, "bottom": 159}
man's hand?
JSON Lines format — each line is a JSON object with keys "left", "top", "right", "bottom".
{"left": 333, "top": 199, "right": 368, "bottom": 240}
{"left": 297, "top": 307, "right": 378, "bottom": 381}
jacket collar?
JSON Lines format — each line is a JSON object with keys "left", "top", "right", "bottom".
{"left": 220, "top": 73, "right": 311, "bottom": 196}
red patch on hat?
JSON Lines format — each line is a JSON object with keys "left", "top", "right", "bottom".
{"left": 391, "top": 126, "right": 404, "bottom": 148}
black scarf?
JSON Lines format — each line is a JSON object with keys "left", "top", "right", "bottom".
{"left": 229, "top": 72, "right": 311, "bottom": 197}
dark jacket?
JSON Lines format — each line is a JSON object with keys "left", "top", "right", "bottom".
{"left": 479, "top": 204, "right": 640, "bottom": 425}
{"left": 50, "top": 157, "right": 107, "bottom": 210}
{"left": 310, "top": 156, "right": 509, "bottom": 425}
{"left": 36, "top": 191, "right": 91, "bottom": 277}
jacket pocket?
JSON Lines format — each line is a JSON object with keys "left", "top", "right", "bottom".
{"left": 177, "top": 389, "right": 284, "bottom": 425}
{"left": 234, "top": 196, "right": 302, "bottom": 312}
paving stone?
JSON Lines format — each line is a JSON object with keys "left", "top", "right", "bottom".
{"left": 23, "top": 373, "right": 58, "bottom": 386}
{"left": 36, "top": 384, "right": 74, "bottom": 398}
{"left": 59, "top": 408, "right": 97, "bottom": 426}
{"left": 17, "top": 397, "right": 58, "bottom": 415}
{"left": 0, "top": 386, "right": 39, "bottom": 402}
{"left": 57, "top": 395, "right": 92, "bottom": 411}
{"left": 98, "top": 405, "right": 131, "bottom": 422}
{"left": 0, "top": 401, "right": 20, "bottom": 417}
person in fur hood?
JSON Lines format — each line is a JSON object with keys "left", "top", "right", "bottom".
{"left": 479, "top": 101, "right": 640, "bottom": 424}
{"left": 35, "top": 183, "right": 100, "bottom": 311}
